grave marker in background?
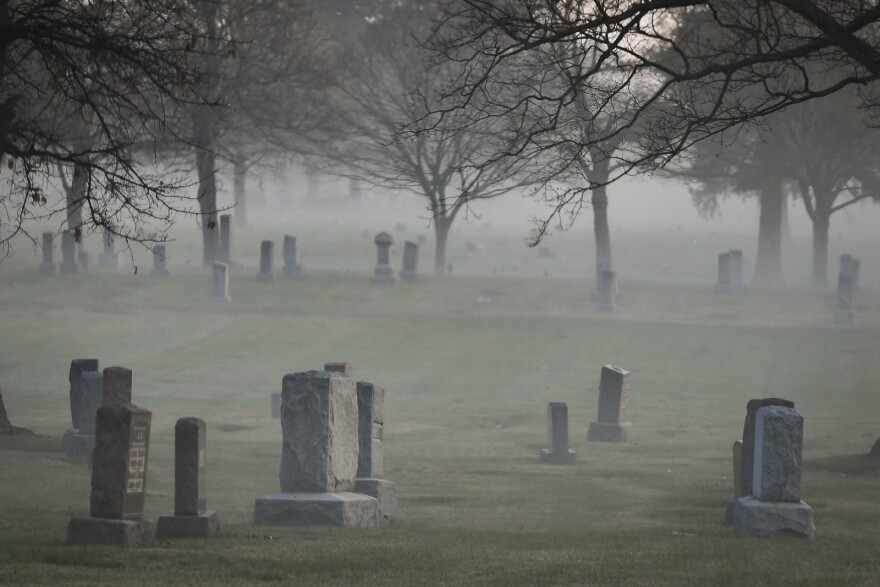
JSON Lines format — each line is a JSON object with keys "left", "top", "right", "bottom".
{"left": 587, "top": 365, "right": 631, "bottom": 442}
{"left": 539, "top": 402, "right": 576, "bottom": 464}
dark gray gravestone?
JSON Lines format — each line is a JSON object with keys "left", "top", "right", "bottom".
{"left": 67, "top": 404, "right": 153, "bottom": 546}
{"left": 98, "top": 230, "right": 119, "bottom": 270}
{"left": 715, "top": 252, "right": 733, "bottom": 294}
{"left": 354, "top": 381, "right": 397, "bottom": 523}
{"left": 103, "top": 367, "right": 132, "bottom": 407}
{"left": 539, "top": 402, "right": 576, "bottom": 464}
{"left": 68, "top": 359, "right": 99, "bottom": 430}
{"left": 77, "top": 372, "right": 104, "bottom": 436}
{"left": 739, "top": 398, "right": 794, "bottom": 498}
{"left": 212, "top": 262, "right": 232, "bottom": 303}
{"left": 587, "top": 365, "right": 631, "bottom": 442}
{"left": 256, "top": 240, "right": 275, "bottom": 282}
{"left": 40, "top": 232, "right": 55, "bottom": 275}
{"left": 150, "top": 245, "right": 170, "bottom": 276}
{"left": 399, "top": 241, "right": 419, "bottom": 283}
{"left": 370, "top": 232, "right": 397, "bottom": 284}
{"left": 59, "top": 230, "right": 78, "bottom": 274}
{"left": 219, "top": 214, "right": 232, "bottom": 264}
{"left": 63, "top": 359, "right": 100, "bottom": 462}
{"left": 156, "top": 417, "right": 219, "bottom": 539}
{"left": 835, "top": 256, "right": 856, "bottom": 325}
{"left": 282, "top": 235, "right": 303, "bottom": 278}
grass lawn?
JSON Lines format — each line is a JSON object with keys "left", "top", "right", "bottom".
{"left": 0, "top": 227, "right": 878, "bottom": 586}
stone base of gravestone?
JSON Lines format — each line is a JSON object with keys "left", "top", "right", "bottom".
{"left": 731, "top": 496, "right": 815, "bottom": 539}
{"left": 539, "top": 448, "right": 576, "bottom": 465}
{"left": 587, "top": 420, "right": 630, "bottom": 442}
{"left": 98, "top": 254, "right": 119, "bottom": 270}
{"left": 62, "top": 429, "right": 95, "bottom": 462}
{"left": 834, "top": 309, "right": 855, "bottom": 325}
{"left": 270, "top": 391, "right": 281, "bottom": 418}
{"left": 370, "top": 266, "right": 398, "bottom": 285}
{"left": 399, "top": 270, "right": 417, "bottom": 284}
{"left": 283, "top": 264, "right": 303, "bottom": 278}
{"left": 66, "top": 517, "right": 154, "bottom": 547}
{"left": 354, "top": 478, "right": 397, "bottom": 525}
{"left": 39, "top": 262, "right": 56, "bottom": 276}
{"left": 253, "top": 492, "right": 381, "bottom": 528}
{"left": 155, "top": 511, "right": 219, "bottom": 540}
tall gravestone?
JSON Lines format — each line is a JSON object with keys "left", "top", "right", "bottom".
{"left": 40, "top": 232, "right": 56, "bottom": 275}
{"left": 282, "top": 235, "right": 303, "bottom": 278}
{"left": 256, "top": 240, "right": 275, "bottom": 282}
{"left": 354, "top": 381, "right": 397, "bottom": 524}
{"left": 98, "top": 230, "right": 119, "bottom": 270}
{"left": 156, "top": 417, "right": 219, "bottom": 539}
{"left": 731, "top": 404, "right": 815, "bottom": 538}
{"left": 62, "top": 359, "right": 100, "bottom": 461}
{"left": 150, "top": 245, "right": 170, "bottom": 276}
{"left": 253, "top": 370, "right": 381, "bottom": 527}
{"left": 835, "top": 255, "right": 856, "bottom": 325}
{"left": 739, "top": 398, "right": 794, "bottom": 498}
{"left": 715, "top": 252, "right": 732, "bottom": 294}
{"left": 539, "top": 402, "right": 576, "bottom": 464}
{"left": 103, "top": 367, "right": 132, "bottom": 407}
{"left": 595, "top": 269, "right": 616, "bottom": 312}
{"left": 587, "top": 365, "right": 631, "bottom": 442}
{"left": 59, "top": 230, "right": 78, "bottom": 274}
{"left": 67, "top": 404, "right": 154, "bottom": 547}
{"left": 219, "top": 214, "right": 232, "bottom": 264}
{"left": 399, "top": 241, "right": 419, "bottom": 283}
{"left": 370, "top": 232, "right": 397, "bottom": 284}
{"left": 212, "top": 262, "right": 232, "bottom": 303}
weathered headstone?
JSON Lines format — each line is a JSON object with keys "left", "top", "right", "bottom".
{"left": 67, "top": 404, "right": 153, "bottom": 547}
{"left": 254, "top": 371, "right": 380, "bottom": 527}
{"left": 103, "top": 367, "right": 132, "bottom": 407}
{"left": 98, "top": 230, "right": 119, "bottom": 270}
{"left": 156, "top": 417, "right": 219, "bottom": 539}
{"left": 739, "top": 398, "right": 795, "bottom": 498}
{"left": 77, "top": 372, "right": 104, "bottom": 436}
{"left": 256, "top": 240, "right": 275, "bottom": 282}
{"left": 150, "top": 245, "right": 170, "bottom": 277}
{"left": 354, "top": 381, "right": 397, "bottom": 523}
{"left": 539, "top": 402, "right": 576, "bottom": 464}
{"left": 219, "top": 214, "right": 232, "bottom": 264}
{"left": 587, "top": 365, "right": 631, "bottom": 442}
{"left": 399, "top": 241, "right": 419, "bottom": 283}
{"left": 370, "top": 232, "right": 397, "bottom": 284}
{"left": 715, "top": 252, "right": 732, "bottom": 294}
{"left": 732, "top": 404, "right": 814, "bottom": 538}
{"left": 835, "top": 255, "right": 856, "bottom": 325}
{"left": 595, "top": 268, "right": 616, "bottom": 312}
{"left": 39, "top": 232, "right": 56, "bottom": 275}
{"left": 212, "top": 262, "right": 232, "bottom": 303}
{"left": 270, "top": 391, "right": 281, "bottom": 418}
{"left": 59, "top": 230, "right": 78, "bottom": 274}
{"left": 282, "top": 235, "right": 303, "bottom": 278}
{"left": 62, "top": 359, "right": 100, "bottom": 462}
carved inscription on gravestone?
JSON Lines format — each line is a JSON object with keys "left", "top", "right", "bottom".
{"left": 90, "top": 405, "right": 151, "bottom": 520}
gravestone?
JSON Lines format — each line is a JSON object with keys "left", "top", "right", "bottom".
{"left": 256, "top": 240, "right": 275, "bottom": 282}
{"left": 715, "top": 252, "right": 732, "bottom": 294}
{"left": 399, "top": 241, "right": 419, "bottom": 283}
{"left": 354, "top": 381, "right": 397, "bottom": 524}
{"left": 156, "top": 417, "right": 219, "bottom": 539}
{"left": 219, "top": 214, "right": 232, "bottom": 264}
{"left": 587, "top": 365, "right": 631, "bottom": 442}
{"left": 731, "top": 404, "right": 814, "bottom": 538}
{"left": 539, "top": 402, "right": 576, "bottom": 464}
{"left": 254, "top": 370, "right": 380, "bottom": 527}
{"left": 739, "top": 398, "right": 795, "bottom": 498}
{"left": 59, "top": 230, "right": 78, "bottom": 274}
{"left": 150, "top": 245, "right": 170, "bottom": 276}
{"left": 39, "top": 232, "right": 56, "bottom": 275}
{"left": 370, "top": 232, "right": 397, "bottom": 284}
{"left": 594, "top": 268, "right": 616, "bottom": 312}
{"left": 282, "top": 235, "right": 303, "bottom": 278}
{"left": 98, "top": 230, "right": 119, "bottom": 270}
{"left": 62, "top": 359, "right": 100, "bottom": 462}
{"left": 67, "top": 404, "right": 154, "bottom": 547}
{"left": 270, "top": 391, "right": 281, "bottom": 418}
{"left": 835, "top": 256, "right": 856, "bottom": 325}
{"left": 103, "top": 367, "right": 132, "bottom": 407}
{"left": 212, "top": 262, "right": 232, "bottom": 303}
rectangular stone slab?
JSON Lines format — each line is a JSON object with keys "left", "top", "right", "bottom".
{"left": 732, "top": 496, "right": 814, "bottom": 539}
{"left": 752, "top": 405, "right": 804, "bottom": 502}
{"left": 102, "top": 367, "right": 132, "bottom": 407}
{"left": 67, "top": 517, "right": 154, "bottom": 547}
{"left": 740, "top": 398, "right": 794, "bottom": 497}
{"left": 355, "top": 478, "right": 397, "bottom": 524}
{"left": 546, "top": 402, "right": 570, "bottom": 454}
{"left": 68, "top": 359, "right": 99, "bottom": 429}
{"left": 90, "top": 405, "right": 151, "bottom": 520}
{"left": 78, "top": 372, "right": 104, "bottom": 436}
{"left": 596, "top": 365, "right": 629, "bottom": 424}
{"left": 175, "top": 417, "right": 206, "bottom": 516}
{"left": 253, "top": 492, "right": 380, "bottom": 528}
{"left": 356, "top": 381, "right": 384, "bottom": 479}
{"left": 279, "top": 371, "right": 358, "bottom": 493}
{"left": 156, "top": 511, "right": 219, "bottom": 540}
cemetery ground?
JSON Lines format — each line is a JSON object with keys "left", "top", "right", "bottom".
{"left": 0, "top": 225, "right": 879, "bottom": 585}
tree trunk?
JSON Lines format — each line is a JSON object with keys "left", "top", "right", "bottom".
{"left": 592, "top": 182, "right": 612, "bottom": 279}
{"left": 66, "top": 163, "right": 87, "bottom": 233}
{"left": 433, "top": 216, "right": 451, "bottom": 276}
{"left": 233, "top": 152, "right": 247, "bottom": 229}
{"left": 753, "top": 180, "right": 785, "bottom": 286}
{"left": 811, "top": 200, "right": 832, "bottom": 288}
{"left": 195, "top": 146, "right": 218, "bottom": 266}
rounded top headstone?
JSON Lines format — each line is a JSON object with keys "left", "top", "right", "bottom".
{"left": 374, "top": 232, "right": 393, "bottom": 246}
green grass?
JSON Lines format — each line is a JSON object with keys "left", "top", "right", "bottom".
{"left": 0, "top": 236, "right": 878, "bottom": 586}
